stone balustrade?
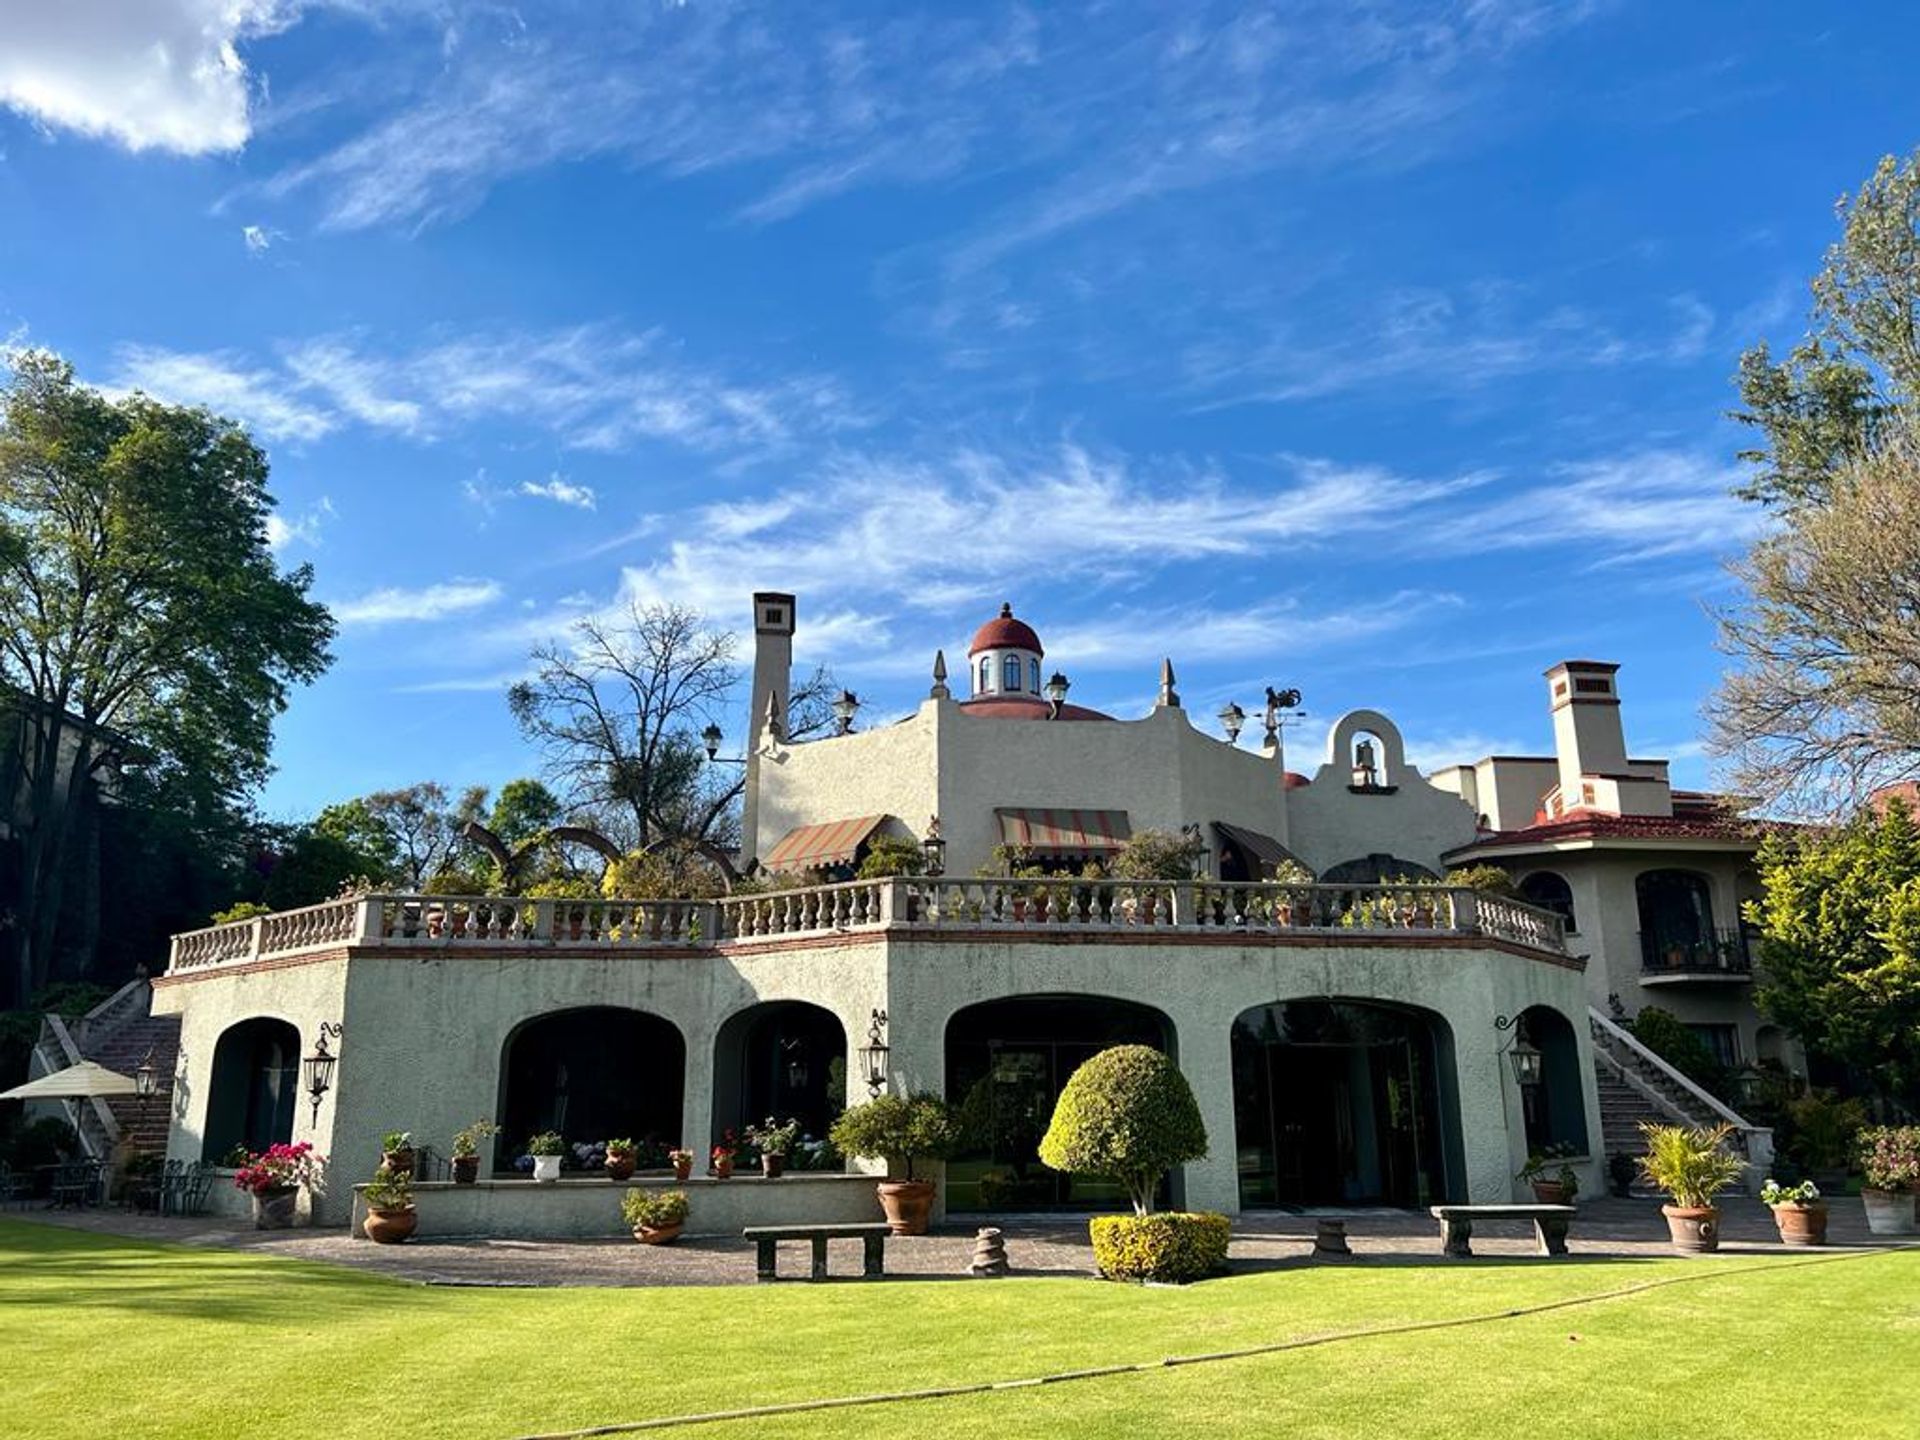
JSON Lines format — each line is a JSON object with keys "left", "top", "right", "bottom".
{"left": 166, "top": 879, "right": 1568, "bottom": 974}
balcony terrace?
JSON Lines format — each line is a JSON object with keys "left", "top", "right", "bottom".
{"left": 1637, "top": 927, "right": 1755, "bottom": 985}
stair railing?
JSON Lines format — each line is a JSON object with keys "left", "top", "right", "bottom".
{"left": 1588, "top": 1007, "right": 1773, "bottom": 1185}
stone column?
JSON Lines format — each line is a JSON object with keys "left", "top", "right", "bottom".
{"left": 678, "top": 1015, "right": 718, "bottom": 1168}
{"left": 1176, "top": 1009, "right": 1241, "bottom": 1216}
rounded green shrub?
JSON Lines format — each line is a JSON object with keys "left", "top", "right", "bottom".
{"left": 1038, "top": 1045, "right": 1207, "bottom": 1215}
{"left": 1089, "top": 1212, "right": 1230, "bottom": 1283}
{"left": 828, "top": 1094, "right": 955, "bottom": 1181}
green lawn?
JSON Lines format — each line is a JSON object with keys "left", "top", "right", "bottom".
{"left": 2, "top": 1220, "right": 1915, "bottom": 1440}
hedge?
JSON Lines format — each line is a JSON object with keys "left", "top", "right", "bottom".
{"left": 1089, "top": 1211, "right": 1231, "bottom": 1283}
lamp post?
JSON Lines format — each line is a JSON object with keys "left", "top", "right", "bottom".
{"left": 920, "top": 817, "right": 946, "bottom": 877}
{"left": 1044, "top": 672, "right": 1071, "bottom": 719}
{"left": 701, "top": 722, "right": 746, "bottom": 766}
{"left": 833, "top": 690, "right": 861, "bottom": 735}
{"left": 303, "top": 1022, "right": 343, "bottom": 1127}
{"left": 1218, "top": 702, "right": 1245, "bottom": 744}
{"left": 857, "top": 1010, "right": 890, "bottom": 1098}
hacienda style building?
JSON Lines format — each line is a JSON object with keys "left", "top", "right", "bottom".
{"left": 40, "top": 593, "right": 1784, "bottom": 1229}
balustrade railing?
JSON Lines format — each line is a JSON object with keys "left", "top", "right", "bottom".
{"left": 167, "top": 879, "right": 1569, "bottom": 973}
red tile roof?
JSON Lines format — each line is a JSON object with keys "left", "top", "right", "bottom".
{"left": 969, "top": 602, "right": 1043, "bottom": 656}
{"left": 957, "top": 695, "right": 1112, "bottom": 722}
{"left": 1447, "top": 806, "right": 1766, "bottom": 857}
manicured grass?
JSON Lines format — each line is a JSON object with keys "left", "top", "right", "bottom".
{"left": 1, "top": 1220, "right": 1915, "bottom": 1440}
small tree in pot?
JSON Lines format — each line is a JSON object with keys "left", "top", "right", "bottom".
{"left": 1038, "top": 1045, "right": 1223, "bottom": 1283}
{"left": 1636, "top": 1122, "right": 1746, "bottom": 1253}
{"left": 449, "top": 1120, "right": 498, "bottom": 1184}
{"left": 363, "top": 1167, "right": 417, "bottom": 1244}
{"left": 829, "top": 1094, "right": 956, "bottom": 1234}
{"left": 620, "top": 1188, "right": 689, "bottom": 1245}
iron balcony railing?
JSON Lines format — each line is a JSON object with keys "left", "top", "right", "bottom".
{"left": 1638, "top": 926, "right": 1754, "bottom": 977}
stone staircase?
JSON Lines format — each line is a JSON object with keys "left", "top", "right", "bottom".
{"left": 1587, "top": 1007, "right": 1773, "bottom": 1189}
{"left": 1594, "top": 1062, "right": 1667, "bottom": 1159}
{"left": 32, "top": 979, "right": 179, "bottom": 1159}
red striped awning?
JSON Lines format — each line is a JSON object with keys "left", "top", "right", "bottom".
{"left": 995, "top": 808, "right": 1132, "bottom": 854}
{"left": 762, "top": 815, "right": 889, "bottom": 873}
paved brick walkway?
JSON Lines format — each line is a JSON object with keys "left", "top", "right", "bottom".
{"left": 12, "top": 1195, "right": 1902, "bottom": 1288}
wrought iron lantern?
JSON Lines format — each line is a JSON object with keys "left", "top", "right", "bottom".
{"left": 134, "top": 1046, "right": 159, "bottom": 1111}
{"left": 833, "top": 689, "right": 861, "bottom": 734}
{"left": 1495, "top": 1013, "right": 1543, "bottom": 1086}
{"left": 857, "top": 1009, "right": 890, "bottom": 1097}
{"left": 1218, "top": 701, "right": 1245, "bottom": 743}
{"left": 701, "top": 722, "right": 723, "bottom": 760}
{"left": 1043, "top": 672, "right": 1071, "bottom": 718}
{"left": 920, "top": 817, "right": 946, "bottom": 877}
{"left": 303, "top": 1022, "right": 344, "bottom": 1126}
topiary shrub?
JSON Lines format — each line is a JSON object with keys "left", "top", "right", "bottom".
{"left": 1089, "top": 1211, "right": 1230, "bottom": 1283}
{"left": 1038, "top": 1045, "right": 1207, "bottom": 1215}
{"left": 828, "top": 1094, "right": 955, "bottom": 1180}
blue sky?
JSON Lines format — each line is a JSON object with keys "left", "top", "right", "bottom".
{"left": 3, "top": 1, "right": 1915, "bottom": 819}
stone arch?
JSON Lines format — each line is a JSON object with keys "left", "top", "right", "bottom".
{"left": 496, "top": 1006, "right": 686, "bottom": 1170}
{"left": 1231, "top": 996, "right": 1463, "bottom": 1208}
{"left": 710, "top": 1000, "right": 849, "bottom": 1149}
{"left": 1517, "top": 1003, "right": 1588, "bottom": 1156}
{"left": 943, "top": 992, "right": 1176, "bottom": 1212}
{"left": 1635, "top": 867, "right": 1718, "bottom": 968}
{"left": 1323, "top": 708, "right": 1410, "bottom": 786}
{"left": 203, "top": 1016, "right": 300, "bottom": 1162}
{"left": 1518, "top": 871, "right": 1576, "bottom": 932}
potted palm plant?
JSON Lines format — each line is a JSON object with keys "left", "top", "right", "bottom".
{"left": 603, "top": 1137, "right": 638, "bottom": 1182}
{"left": 528, "top": 1131, "right": 565, "bottom": 1183}
{"left": 449, "top": 1120, "right": 498, "bottom": 1184}
{"left": 621, "top": 1188, "right": 689, "bottom": 1245}
{"left": 1760, "top": 1178, "right": 1827, "bottom": 1246}
{"left": 1637, "top": 1121, "right": 1746, "bottom": 1253}
{"left": 1858, "top": 1126, "right": 1920, "bottom": 1235}
{"left": 747, "top": 1117, "right": 799, "bottom": 1178}
{"left": 363, "top": 1166, "right": 417, "bottom": 1244}
{"left": 829, "top": 1093, "right": 956, "bottom": 1234}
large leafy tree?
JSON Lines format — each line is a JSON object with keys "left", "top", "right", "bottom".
{"left": 0, "top": 353, "right": 333, "bottom": 1002}
{"left": 1718, "top": 150, "right": 1920, "bottom": 811}
{"left": 1750, "top": 800, "right": 1920, "bottom": 1111}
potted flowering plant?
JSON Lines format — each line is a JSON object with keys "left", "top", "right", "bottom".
{"left": 604, "top": 1137, "right": 639, "bottom": 1182}
{"left": 1759, "top": 1178, "right": 1827, "bottom": 1246}
{"left": 746, "top": 1117, "right": 800, "bottom": 1178}
{"left": 829, "top": 1093, "right": 956, "bottom": 1234}
{"left": 621, "top": 1188, "right": 689, "bottom": 1244}
{"left": 527, "top": 1131, "right": 566, "bottom": 1183}
{"left": 1636, "top": 1122, "right": 1746, "bottom": 1253}
{"left": 668, "top": 1148, "right": 694, "bottom": 1182}
{"left": 379, "top": 1130, "right": 415, "bottom": 1176}
{"left": 233, "top": 1142, "right": 322, "bottom": 1229}
{"left": 449, "top": 1120, "right": 498, "bottom": 1184}
{"left": 362, "top": 1166, "right": 417, "bottom": 1244}
{"left": 710, "top": 1129, "right": 739, "bottom": 1179}
{"left": 1858, "top": 1126, "right": 1920, "bottom": 1235}
{"left": 1516, "top": 1145, "right": 1581, "bottom": 1205}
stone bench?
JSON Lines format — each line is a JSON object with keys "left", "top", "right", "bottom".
{"left": 1429, "top": 1204, "right": 1575, "bottom": 1258}
{"left": 743, "top": 1222, "right": 892, "bottom": 1282}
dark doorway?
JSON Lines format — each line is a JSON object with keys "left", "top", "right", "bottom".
{"left": 711, "top": 1001, "right": 847, "bottom": 1147}
{"left": 203, "top": 1017, "right": 300, "bottom": 1162}
{"left": 1518, "top": 1005, "right": 1589, "bottom": 1155}
{"left": 1233, "top": 1000, "right": 1458, "bottom": 1208}
{"left": 945, "top": 994, "right": 1173, "bottom": 1212}
{"left": 497, "top": 1007, "right": 684, "bottom": 1169}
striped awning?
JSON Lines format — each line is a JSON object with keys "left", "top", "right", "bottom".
{"left": 995, "top": 808, "right": 1132, "bottom": 854}
{"left": 762, "top": 814, "right": 890, "bottom": 872}
{"left": 1212, "top": 821, "right": 1299, "bottom": 873}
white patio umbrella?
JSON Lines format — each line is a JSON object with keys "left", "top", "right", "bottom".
{"left": 0, "top": 1060, "right": 139, "bottom": 1101}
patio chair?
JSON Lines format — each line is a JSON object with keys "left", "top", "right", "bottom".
{"left": 181, "top": 1162, "right": 214, "bottom": 1217}
{"left": 0, "top": 1162, "right": 35, "bottom": 1209}
{"left": 50, "top": 1161, "right": 98, "bottom": 1209}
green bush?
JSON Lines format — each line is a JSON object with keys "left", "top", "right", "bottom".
{"left": 1111, "top": 829, "right": 1206, "bottom": 881}
{"left": 855, "top": 835, "right": 926, "bottom": 880}
{"left": 1636, "top": 1122, "right": 1746, "bottom": 1208}
{"left": 1038, "top": 1045, "right": 1207, "bottom": 1215}
{"left": 1089, "top": 1211, "right": 1230, "bottom": 1283}
{"left": 1442, "top": 864, "right": 1516, "bottom": 897}
{"left": 363, "top": 1167, "right": 413, "bottom": 1212}
{"left": 209, "top": 901, "right": 272, "bottom": 925}
{"left": 1629, "top": 1006, "right": 1730, "bottom": 1098}
{"left": 828, "top": 1094, "right": 955, "bottom": 1180}
{"left": 620, "top": 1188, "right": 690, "bottom": 1229}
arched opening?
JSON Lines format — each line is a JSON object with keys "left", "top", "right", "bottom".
{"left": 497, "top": 1007, "right": 685, "bottom": 1170}
{"left": 1636, "top": 869, "right": 1717, "bottom": 969}
{"left": 1350, "top": 730, "right": 1387, "bottom": 788}
{"left": 203, "top": 1017, "right": 300, "bottom": 1162}
{"left": 1002, "top": 653, "right": 1022, "bottom": 692}
{"left": 1519, "top": 871, "right": 1576, "bottom": 932}
{"left": 1517, "top": 1005, "right": 1587, "bottom": 1155}
{"left": 711, "top": 1002, "right": 848, "bottom": 1154}
{"left": 1319, "top": 854, "right": 1438, "bottom": 884}
{"left": 945, "top": 994, "right": 1174, "bottom": 1212}
{"left": 1232, "top": 999, "right": 1461, "bottom": 1208}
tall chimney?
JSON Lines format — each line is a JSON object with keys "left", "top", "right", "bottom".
{"left": 1546, "top": 660, "right": 1626, "bottom": 807}
{"left": 742, "top": 592, "right": 796, "bottom": 867}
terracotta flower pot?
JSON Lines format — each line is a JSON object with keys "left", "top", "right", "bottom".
{"left": 713, "top": 1156, "right": 735, "bottom": 1180}
{"left": 381, "top": 1149, "right": 415, "bottom": 1177}
{"left": 634, "top": 1223, "right": 682, "bottom": 1246}
{"left": 762, "top": 1153, "right": 786, "bottom": 1179}
{"left": 1530, "top": 1180, "right": 1573, "bottom": 1206}
{"left": 1862, "top": 1188, "right": 1919, "bottom": 1235}
{"left": 672, "top": 1159, "right": 692, "bottom": 1182}
{"left": 605, "top": 1153, "right": 637, "bottom": 1182}
{"left": 532, "top": 1155, "right": 562, "bottom": 1183}
{"left": 251, "top": 1186, "right": 299, "bottom": 1230}
{"left": 451, "top": 1155, "right": 480, "bottom": 1185}
{"left": 877, "top": 1178, "right": 935, "bottom": 1235}
{"left": 364, "top": 1207, "right": 418, "bottom": 1244}
{"left": 1770, "top": 1203, "right": 1828, "bottom": 1247}
{"left": 1662, "top": 1203, "right": 1720, "bottom": 1253}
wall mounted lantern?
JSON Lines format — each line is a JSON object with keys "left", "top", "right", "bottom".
{"left": 833, "top": 690, "right": 861, "bottom": 734}
{"left": 857, "top": 1009, "right": 890, "bottom": 1097}
{"left": 920, "top": 817, "right": 946, "bottom": 877}
{"left": 1218, "top": 702, "right": 1245, "bottom": 744}
{"left": 134, "top": 1046, "right": 159, "bottom": 1114}
{"left": 1495, "top": 1013, "right": 1543, "bottom": 1087}
{"left": 303, "top": 1022, "right": 344, "bottom": 1126}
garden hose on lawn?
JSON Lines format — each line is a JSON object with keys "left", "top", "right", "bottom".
{"left": 518, "top": 1244, "right": 1914, "bottom": 1438}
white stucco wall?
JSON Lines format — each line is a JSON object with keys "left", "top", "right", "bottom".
{"left": 1284, "top": 711, "right": 1481, "bottom": 876}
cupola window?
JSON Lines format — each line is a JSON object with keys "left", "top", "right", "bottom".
{"left": 979, "top": 658, "right": 992, "bottom": 694}
{"left": 1029, "top": 658, "right": 1041, "bottom": 693}
{"left": 1003, "top": 654, "right": 1023, "bottom": 692}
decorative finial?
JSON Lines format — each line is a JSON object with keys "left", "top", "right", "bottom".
{"left": 999, "top": 602, "right": 1013, "bottom": 618}
{"left": 930, "top": 648, "right": 950, "bottom": 700}
{"left": 764, "top": 688, "right": 786, "bottom": 743}
{"left": 1157, "top": 657, "right": 1180, "bottom": 709}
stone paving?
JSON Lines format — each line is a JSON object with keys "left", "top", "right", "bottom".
{"left": 12, "top": 1194, "right": 1904, "bottom": 1288}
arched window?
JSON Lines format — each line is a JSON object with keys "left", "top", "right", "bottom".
{"left": 1636, "top": 869, "right": 1716, "bottom": 970}
{"left": 979, "top": 658, "right": 992, "bottom": 693}
{"left": 1519, "top": 872, "right": 1576, "bottom": 932}
{"left": 1029, "top": 657, "right": 1041, "bottom": 693}
{"left": 499, "top": 1007, "right": 685, "bottom": 1170}
{"left": 1003, "top": 654, "right": 1022, "bottom": 692}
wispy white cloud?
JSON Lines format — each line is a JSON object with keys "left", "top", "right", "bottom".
{"left": 0, "top": 0, "right": 290, "bottom": 155}
{"left": 111, "top": 344, "right": 335, "bottom": 442}
{"left": 331, "top": 579, "right": 504, "bottom": 627}
{"left": 520, "top": 475, "right": 596, "bottom": 511}
{"left": 265, "top": 495, "right": 335, "bottom": 551}
{"left": 241, "top": 223, "right": 281, "bottom": 255}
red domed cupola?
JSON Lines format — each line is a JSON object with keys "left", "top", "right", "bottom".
{"left": 968, "top": 602, "right": 1043, "bottom": 658}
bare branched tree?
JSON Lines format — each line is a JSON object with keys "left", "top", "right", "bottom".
{"left": 1713, "top": 423, "right": 1920, "bottom": 815}
{"left": 508, "top": 600, "right": 834, "bottom": 851}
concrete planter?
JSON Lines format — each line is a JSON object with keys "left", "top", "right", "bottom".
{"left": 532, "top": 1155, "right": 562, "bottom": 1183}
{"left": 252, "top": 1186, "right": 300, "bottom": 1230}
{"left": 1862, "top": 1188, "right": 1918, "bottom": 1235}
